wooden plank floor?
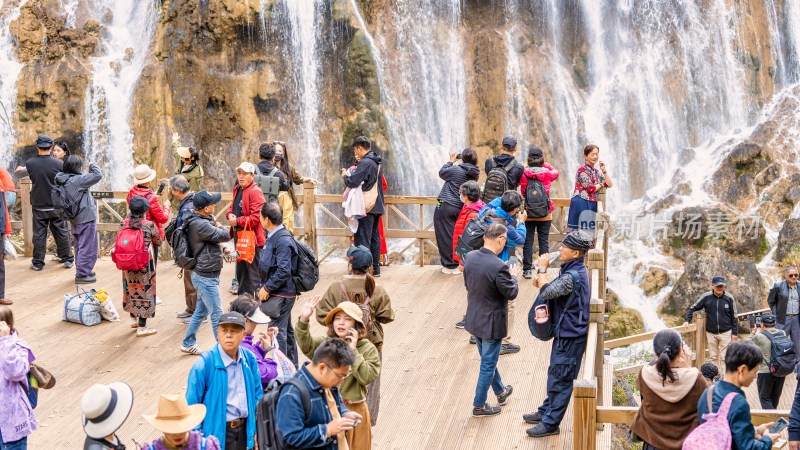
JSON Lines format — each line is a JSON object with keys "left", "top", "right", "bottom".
{"left": 8, "top": 256, "right": 613, "bottom": 448}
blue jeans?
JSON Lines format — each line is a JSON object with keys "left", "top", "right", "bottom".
{"left": 473, "top": 337, "right": 505, "bottom": 407}
{"left": 0, "top": 426, "right": 27, "bottom": 450}
{"left": 269, "top": 296, "right": 298, "bottom": 367}
{"left": 182, "top": 273, "right": 223, "bottom": 347}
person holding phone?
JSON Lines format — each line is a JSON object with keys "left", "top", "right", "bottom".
{"left": 296, "top": 296, "right": 379, "bottom": 449}
{"left": 127, "top": 164, "right": 170, "bottom": 243}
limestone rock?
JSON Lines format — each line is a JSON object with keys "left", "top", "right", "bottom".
{"left": 10, "top": 0, "right": 98, "bottom": 62}
{"left": 640, "top": 267, "right": 670, "bottom": 296}
{"left": 667, "top": 205, "right": 766, "bottom": 259}
{"left": 775, "top": 219, "right": 800, "bottom": 262}
{"left": 605, "top": 289, "right": 644, "bottom": 340}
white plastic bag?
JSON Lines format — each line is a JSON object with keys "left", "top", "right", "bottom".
{"left": 271, "top": 335, "right": 296, "bottom": 383}
{"left": 3, "top": 239, "right": 16, "bottom": 260}
{"left": 92, "top": 289, "right": 120, "bottom": 322}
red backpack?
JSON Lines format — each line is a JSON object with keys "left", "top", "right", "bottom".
{"left": 111, "top": 221, "right": 149, "bottom": 271}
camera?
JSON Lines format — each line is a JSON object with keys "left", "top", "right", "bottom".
{"left": 455, "top": 153, "right": 462, "bottom": 160}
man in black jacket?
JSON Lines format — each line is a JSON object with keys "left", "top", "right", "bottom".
{"left": 683, "top": 275, "right": 739, "bottom": 374}
{"left": 26, "top": 134, "right": 74, "bottom": 270}
{"left": 482, "top": 135, "right": 524, "bottom": 201}
{"left": 767, "top": 265, "right": 800, "bottom": 356}
{"left": 342, "top": 136, "right": 385, "bottom": 276}
{"left": 180, "top": 191, "right": 232, "bottom": 355}
{"left": 256, "top": 143, "right": 289, "bottom": 202}
{"left": 464, "top": 222, "right": 519, "bottom": 417}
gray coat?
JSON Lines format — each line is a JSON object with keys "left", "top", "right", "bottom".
{"left": 53, "top": 164, "right": 102, "bottom": 224}
{"left": 184, "top": 211, "right": 230, "bottom": 278}
{"left": 768, "top": 279, "right": 800, "bottom": 325}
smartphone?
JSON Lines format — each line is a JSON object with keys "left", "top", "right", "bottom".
{"left": 509, "top": 256, "right": 519, "bottom": 268}
{"left": 352, "top": 418, "right": 360, "bottom": 428}
{"left": 156, "top": 182, "right": 166, "bottom": 195}
{"left": 769, "top": 417, "right": 788, "bottom": 434}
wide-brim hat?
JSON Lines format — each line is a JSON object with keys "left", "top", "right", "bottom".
{"left": 133, "top": 164, "right": 157, "bottom": 185}
{"left": 325, "top": 301, "right": 364, "bottom": 326}
{"left": 81, "top": 382, "right": 134, "bottom": 439}
{"left": 143, "top": 394, "right": 206, "bottom": 434}
{"left": 176, "top": 146, "right": 192, "bottom": 159}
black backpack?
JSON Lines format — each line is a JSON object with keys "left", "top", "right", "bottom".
{"left": 454, "top": 216, "right": 494, "bottom": 261}
{"left": 763, "top": 330, "right": 798, "bottom": 377}
{"left": 482, "top": 159, "right": 517, "bottom": 202}
{"left": 524, "top": 175, "right": 550, "bottom": 219}
{"left": 170, "top": 220, "right": 201, "bottom": 270}
{"left": 51, "top": 183, "right": 81, "bottom": 220}
{"left": 255, "top": 167, "right": 281, "bottom": 203}
{"left": 256, "top": 378, "right": 311, "bottom": 450}
{"left": 276, "top": 230, "right": 319, "bottom": 293}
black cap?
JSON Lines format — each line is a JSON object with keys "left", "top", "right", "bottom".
{"left": 352, "top": 136, "right": 371, "bottom": 149}
{"left": 502, "top": 136, "right": 517, "bottom": 149}
{"left": 129, "top": 196, "right": 150, "bottom": 215}
{"left": 761, "top": 313, "right": 776, "bottom": 325}
{"left": 218, "top": 312, "right": 246, "bottom": 329}
{"left": 193, "top": 190, "right": 222, "bottom": 209}
{"left": 529, "top": 146, "right": 543, "bottom": 158}
{"left": 712, "top": 276, "right": 726, "bottom": 286}
{"left": 35, "top": 135, "right": 54, "bottom": 148}
{"left": 562, "top": 230, "right": 593, "bottom": 252}
{"left": 347, "top": 245, "right": 373, "bottom": 269}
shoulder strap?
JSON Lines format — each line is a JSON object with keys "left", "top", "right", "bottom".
{"left": 503, "top": 159, "right": 516, "bottom": 172}
{"left": 717, "top": 391, "right": 738, "bottom": 416}
{"left": 284, "top": 378, "right": 311, "bottom": 420}
{"left": 706, "top": 385, "right": 714, "bottom": 413}
{"left": 555, "top": 270, "right": 582, "bottom": 338}
{"left": 339, "top": 281, "right": 352, "bottom": 303}
{"left": 269, "top": 167, "right": 278, "bottom": 177}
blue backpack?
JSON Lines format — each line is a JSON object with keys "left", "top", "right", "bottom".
{"left": 528, "top": 270, "right": 581, "bottom": 341}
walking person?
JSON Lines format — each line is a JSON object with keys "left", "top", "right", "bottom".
{"left": 229, "top": 294, "right": 279, "bottom": 389}
{"left": 525, "top": 230, "right": 593, "bottom": 437}
{"left": 273, "top": 140, "right": 318, "bottom": 231}
{"left": 342, "top": 136, "right": 385, "bottom": 277}
{"left": 567, "top": 144, "right": 613, "bottom": 233}
{"left": 169, "top": 133, "right": 203, "bottom": 213}
{"left": 256, "top": 203, "right": 299, "bottom": 366}
{"left": 297, "top": 296, "right": 380, "bottom": 448}
{"left": 0, "top": 306, "right": 37, "bottom": 449}
{"left": 768, "top": 265, "right": 800, "bottom": 356}
{"left": 749, "top": 313, "right": 788, "bottom": 409}
{"left": 683, "top": 275, "right": 738, "bottom": 375}
{"left": 80, "top": 382, "right": 134, "bottom": 450}
{"left": 226, "top": 162, "right": 267, "bottom": 297}
{"left": 315, "top": 245, "right": 395, "bottom": 426}
{"left": 186, "top": 312, "right": 263, "bottom": 450}
{"left": 0, "top": 182, "right": 10, "bottom": 305}
{"left": 464, "top": 223, "right": 518, "bottom": 417}
{"left": 519, "top": 147, "right": 559, "bottom": 279}
{"left": 121, "top": 196, "right": 162, "bottom": 338}
{"left": 435, "top": 147, "right": 480, "bottom": 274}
{"left": 142, "top": 393, "right": 221, "bottom": 450}
{"left": 169, "top": 175, "right": 199, "bottom": 323}
{"left": 481, "top": 136, "right": 524, "bottom": 203}
{"left": 630, "top": 329, "right": 707, "bottom": 450}
{"left": 25, "top": 135, "right": 74, "bottom": 271}
{"left": 180, "top": 191, "right": 232, "bottom": 355}
{"left": 54, "top": 155, "right": 102, "bottom": 284}
{"left": 127, "top": 163, "right": 170, "bottom": 241}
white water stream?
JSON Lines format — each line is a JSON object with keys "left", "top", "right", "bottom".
{"left": 0, "top": 0, "right": 28, "bottom": 167}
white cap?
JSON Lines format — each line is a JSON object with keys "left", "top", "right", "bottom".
{"left": 237, "top": 162, "right": 256, "bottom": 174}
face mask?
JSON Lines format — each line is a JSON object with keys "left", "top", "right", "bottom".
{"left": 274, "top": 154, "right": 283, "bottom": 162}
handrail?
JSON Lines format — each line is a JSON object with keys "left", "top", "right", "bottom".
{"left": 596, "top": 406, "right": 790, "bottom": 427}
{"left": 605, "top": 323, "right": 697, "bottom": 349}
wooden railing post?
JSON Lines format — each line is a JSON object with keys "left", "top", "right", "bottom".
{"left": 303, "top": 181, "right": 318, "bottom": 256}
{"left": 573, "top": 380, "right": 598, "bottom": 450}
{"left": 694, "top": 312, "right": 707, "bottom": 368}
{"left": 19, "top": 179, "right": 33, "bottom": 257}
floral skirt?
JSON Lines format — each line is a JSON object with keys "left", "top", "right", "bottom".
{"left": 122, "top": 259, "right": 156, "bottom": 319}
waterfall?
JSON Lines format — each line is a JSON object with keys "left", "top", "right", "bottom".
{"left": 82, "top": 0, "right": 158, "bottom": 189}
{"left": 0, "top": 0, "right": 28, "bottom": 166}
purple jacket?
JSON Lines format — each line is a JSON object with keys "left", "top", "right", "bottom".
{"left": 145, "top": 431, "right": 221, "bottom": 450}
{"left": 241, "top": 335, "right": 278, "bottom": 388}
{"left": 0, "top": 332, "right": 37, "bottom": 443}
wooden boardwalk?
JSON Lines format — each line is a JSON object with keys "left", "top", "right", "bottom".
{"left": 10, "top": 255, "right": 787, "bottom": 449}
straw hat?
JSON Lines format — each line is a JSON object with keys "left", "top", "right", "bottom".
{"left": 81, "top": 382, "right": 134, "bottom": 439}
{"left": 133, "top": 164, "right": 157, "bottom": 185}
{"left": 324, "top": 301, "right": 364, "bottom": 326}
{"left": 143, "top": 394, "right": 206, "bottom": 434}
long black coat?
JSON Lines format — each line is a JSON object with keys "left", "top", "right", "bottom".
{"left": 463, "top": 247, "right": 519, "bottom": 340}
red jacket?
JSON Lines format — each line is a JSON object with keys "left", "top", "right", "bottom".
{"left": 452, "top": 199, "right": 485, "bottom": 266}
{"left": 0, "top": 183, "right": 10, "bottom": 234}
{"left": 127, "top": 185, "right": 169, "bottom": 239}
{"left": 519, "top": 163, "right": 559, "bottom": 212}
{"left": 227, "top": 181, "right": 266, "bottom": 247}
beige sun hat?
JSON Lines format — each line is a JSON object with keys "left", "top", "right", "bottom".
{"left": 176, "top": 146, "right": 192, "bottom": 159}
{"left": 133, "top": 164, "right": 157, "bottom": 185}
{"left": 81, "top": 382, "right": 134, "bottom": 440}
{"left": 324, "top": 301, "right": 365, "bottom": 326}
{"left": 142, "top": 394, "right": 206, "bottom": 435}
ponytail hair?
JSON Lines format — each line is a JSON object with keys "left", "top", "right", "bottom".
{"left": 350, "top": 265, "right": 376, "bottom": 299}
{"left": 653, "top": 329, "right": 682, "bottom": 385}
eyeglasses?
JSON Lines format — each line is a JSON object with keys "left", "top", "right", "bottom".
{"left": 328, "top": 367, "right": 351, "bottom": 381}
{"left": 273, "top": 140, "right": 286, "bottom": 147}
{"left": 790, "top": 274, "right": 799, "bottom": 279}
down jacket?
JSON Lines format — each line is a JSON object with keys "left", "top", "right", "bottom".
{"left": 437, "top": 162, "right": 480, "bottom": 208}
{"left": 452, "top": 200, "right": 485, "bottom": 266}
{"left": 519, "top": 163, "right": 559, "bottom": 213}
{"left": 127, "top": 185, "right": 170, "bottom": 239}
{"left": 54, "top": 164, "right": 102, "bottom": 225}
{"left": 183, "top": 211, "right": 231, "bottom": 278}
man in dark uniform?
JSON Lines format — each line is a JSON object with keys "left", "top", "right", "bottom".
{"left": 525, "top": 230, "right": 593, "bottom": 437}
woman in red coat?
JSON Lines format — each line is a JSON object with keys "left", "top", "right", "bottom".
{"left": 127, "top": 164, "right": 170, "bottom": 240}
{"left": 452, "top": 180, "right": 484, "bottom": 269}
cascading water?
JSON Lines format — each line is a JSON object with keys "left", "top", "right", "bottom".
{"left": 0, "top": 0, "right": 28, "bottom": 167}
{"left": 82, "top": 0, "right": 158, "bottom": 189}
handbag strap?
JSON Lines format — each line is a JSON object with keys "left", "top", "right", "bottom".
{"left": 706, "top": 384, "right": 715, "bottom": 413}
{"left": 339, "top": 281, "right": 352, "bottom": 303}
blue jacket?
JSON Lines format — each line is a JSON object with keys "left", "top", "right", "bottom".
{"left": 259, "top": 226, "right": 298, "bottom": 296}
{"left": 186, "top": 345, "right": 263, "bottom": 450}
{"left": 478, "top": 197, "right": 526, "bottom": 262}
{"left": 176, "top": 192, "right": 195, "bottom": 227}
{"left": 696, "top": 380, "right": 772, "bottom": 450}
{"left": 276, "top": 364, "right": 352, "bottom": 450}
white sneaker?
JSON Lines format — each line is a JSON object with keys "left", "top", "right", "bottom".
{"left": 155, "top": 296, "right": 163, "bottom": 305}
{"left": 442, "top": 267, "right": 460, "bottom": 275}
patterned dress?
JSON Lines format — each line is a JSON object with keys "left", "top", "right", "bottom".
{"left": 567, "top": 163, "right": 607, "bottom": 232}
{"left": 121, "top": 219, "right": 161, "bottom": 319}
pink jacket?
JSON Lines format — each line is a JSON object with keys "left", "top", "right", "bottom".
{"left": 519, "top": 163, "right": 559, "bottom": 212}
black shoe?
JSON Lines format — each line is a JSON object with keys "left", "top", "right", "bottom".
{"left": 373, "top": 273, "right": 381, "bottom": 277}
{"left": 63, "top": 261, "right": 74, "bottom": 269}
{"left": 523, "top": 411, "right": 543, "bottom": 424}
{"left": 523, "top": 269, "right": 532, "bottom": 279}
{"left": 30, "top": 264, "right": 43, "bottom": 271}
{"left": 526, "top": 423, "right": 560, "bottom": 437}
{"left": 472, "top": 404, "right": 501, "bottom": 417}
{"left": 500, "top": 343, "right": 521, "bottom": 355}
{"left": 75, "top": 276, "right": 97, "bottom": 284}
{"left": 469, "top": 335, "right": 477, "bottom": 344}
{"left": 89, "top": 271, "right": 96, "bottom": 277}
{"left": 497, "top": 385, "right": 513, "bottom": 406}
{"left": 455, "top": 318, "right": 466, "bottom": 329}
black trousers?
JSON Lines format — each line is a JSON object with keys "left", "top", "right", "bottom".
{"left": 236, "top": 246, "right": 263, "bottom": 297}
{"left": 537, "top": 335, "right": 588, "bottom": 429}
{"left": 522, "top": 220, "right": 551, "bottom": 271}
{"left": 32, "top": 209, "right": 73, "bottom": 268}
{"left": 433, "top": 202, "right": 461, "bottom": 269}
{"left": 225, "top": 421, "right": 249, "bottom": 450}
{"left": 354, "top": 213, "right": 382, "bottom": 275}
{"left": 756, "top": 372, "right": 785, "bottom": 409}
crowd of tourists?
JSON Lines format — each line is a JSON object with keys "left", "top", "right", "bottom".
{"left": 1, "top": 132, "right": 800, "bottom": 450}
